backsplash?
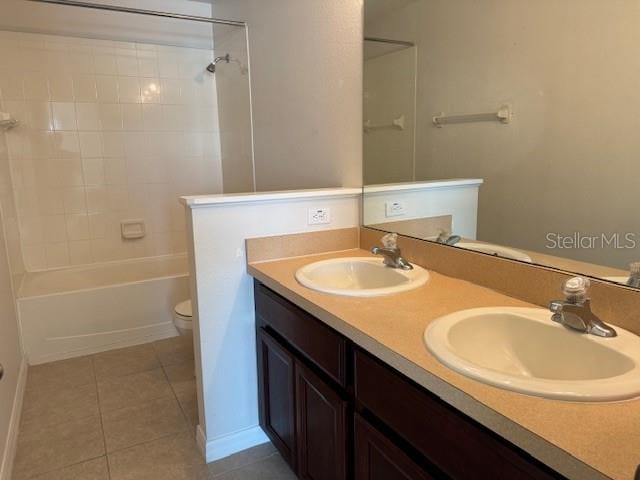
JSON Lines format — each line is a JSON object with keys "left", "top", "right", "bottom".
{"left": 0, "top": 30, "right": 223, "bottom": 270}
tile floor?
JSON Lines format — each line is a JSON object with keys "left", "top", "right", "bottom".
{"left": 12, "top": 337, "right": 296, "bottom": 480}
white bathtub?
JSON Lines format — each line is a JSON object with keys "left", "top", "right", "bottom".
{"left": 17, "top": 254, "right": 190, "bottom": 365}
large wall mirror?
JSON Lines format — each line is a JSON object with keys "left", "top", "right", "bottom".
{"left": 362, "top": 0, "right": 640, "bottom": 288}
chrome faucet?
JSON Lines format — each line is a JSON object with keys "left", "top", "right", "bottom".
{"left": 435, "top": 228, "right": 462, "bottom": 246}
{"left": 549, "top": 277, "right": 617, "bottom": 338}
{"left": 371, "top": 233, "right": 414, "bottom": 270}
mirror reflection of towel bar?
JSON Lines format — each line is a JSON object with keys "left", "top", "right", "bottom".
{"left": 364, "top": 114, "right": 405, "bottom": 133}
{"left": 433, "top": 105, "right": 511, "bottom": 127}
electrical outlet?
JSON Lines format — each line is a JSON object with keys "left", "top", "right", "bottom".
{"left": 385, "top": 201, "right": 407, "bottom": 217}
{"left": 308, "top": 207, "right": 331, "bottom": 225}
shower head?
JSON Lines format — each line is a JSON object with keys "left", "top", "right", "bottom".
{"left": 205, "top": 53, "right": 231, "bottom": 74}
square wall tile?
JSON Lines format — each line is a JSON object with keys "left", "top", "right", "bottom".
{"left": 48, "top": 73, "right": 74, "bottom": 101}
{"left": 65, "top": 214, "right": 90, "bottom": 241}
{"left": 44, "top": 215, "right": 67, "bottom": 243}
{"left": 24, "top": 102, "right": 52, "bottom": 130}
{"left": 79, "top": 132, "right": 103, "bottom": 158}
{"left": 0, "top": 72, "right": 24, "bottom": 100}
{"left": 49, "top": 132, "right": 80, "bottom": 158}
{"left": 72, "top": 74, "right": 97, "bottom": 102}
{"left": 117, "top": 77, "right": 140, "bottom": 103}
{"left": 45, "top": 241, "right": 69, "bottom": 268}
{"left": 69, "top": 239, "right": 92, "bottom": 265}
{"left": 82, "top": 158, "right": 105, "bottom": 185}
{"left": 98, "top": 104, "right": 122, "bottom": 131}
{"left": 86, "top": 186, "right": 108, "bottom": 214}
{"left": 22, "top": 76, "right": 49, "bottom": 101}
{"left": 93, "top": 54, "right": 117, "bottom": 75}
{"left": 52, "top": 102, "right": 77, "bottom": 131}
{"left": 75, "top": 103, "right": 101, "bottom": 131}
{"left": 95, "top": 75, "right": 119, "bottom": 103}
{"left": 63, "top": 187, "right": 87, "bottom": 214}
{"left": 101, "top": 132, "right": 125, "bottom": 157}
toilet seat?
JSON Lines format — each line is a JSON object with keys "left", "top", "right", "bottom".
{"left": 174, "top": 300, "right": 192, "bottom": 336}
{"left": 175, "top": 299, "right": 192, "bottom": 318}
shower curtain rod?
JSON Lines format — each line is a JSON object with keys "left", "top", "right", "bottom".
{"left": 25, "top": 0, "right": 247, "bottom": 27}
{"left": 364, "top": 36, "right": 414, "bottom": 47}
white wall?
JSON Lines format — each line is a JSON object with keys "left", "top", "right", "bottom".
{"left": 0, "top": 174, "right": 25, "bottom": 480}
{"left": 183, "top": 189, "right": 360, "bottom": 462}
{"left": 212, "top": 0, "right": 363, "bottom": 191}
{"left": 363, "top": 180, "right": 482, "bottom": 239}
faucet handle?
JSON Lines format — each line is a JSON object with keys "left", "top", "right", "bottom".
{"left": 562, "top": 277, "right": 590, "bottom": 304}
{"left": 381, "top": 232, "right": 398, "bottom": 249}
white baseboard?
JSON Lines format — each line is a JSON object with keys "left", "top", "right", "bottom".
{"left": 0, "top": 359, "right": 28, "bottom": 480}
{"left": 196, "top": 424, "right": 269, "bottom": 463}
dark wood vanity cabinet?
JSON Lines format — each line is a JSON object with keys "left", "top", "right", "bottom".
{"left": 295, "top": 360, "right": 348, "bottom": 480}
{"left": 254, "top": 281, "right": 564, "bottom": 480}
{"left": 256, "top": 327, "right": 296, "bottom": 468}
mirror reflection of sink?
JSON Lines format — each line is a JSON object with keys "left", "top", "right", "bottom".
{"left": 425, "top": 307, "right": 640, "bottom": 401}
{"left": 295, "top": 257, "right": 429, "bottom": 297}
{"left": 455, "top": 242, "right": 532, "bottom": 263}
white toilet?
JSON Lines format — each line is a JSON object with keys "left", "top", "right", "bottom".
{"left": 173, "top": 300, "right": 193, "bottom": 336}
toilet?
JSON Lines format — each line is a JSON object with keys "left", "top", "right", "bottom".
{"left": 173, "top": 300, "right": 193, "bottom": 336}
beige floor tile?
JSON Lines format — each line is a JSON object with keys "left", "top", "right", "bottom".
{"left": 26, "top": 356, "right": 95, "bottom": 393}
{"left": 108, "top": 431, "right": 207, "bottom": 480}
{"left": 164, "top": 362, "right": 196, "bottom": 397}
{"left": 20, "top": 382, "right": 99, "bottom": 436}
{"left": 93, "top": 343, "right": 160, "bottom": 380}
{"left": 98, "top": 368, "right": 174, "bottom": 412}
{"left": 12, "top": 415, "right": 105, "bottom": 480}
{"left": 211, "top": 453, "right": 296, "bottom": 479}
{"left": 153, "top": 336, "right": 194, "bottom": 367}
{"left": 207, "top": 442, "right": 277, "bottom": 477}
{"left": 29, "top": 457, "right": 109, "bottom": 480}
{"left": 175, "top": 389, "right": 199, "bottom": 429}
{"left": 102, "top": 395, "right": 188, "bottom": 452}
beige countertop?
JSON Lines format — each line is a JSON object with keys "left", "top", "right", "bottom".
{"left": 248, "top": 249, "right": 640, "bottom": 480}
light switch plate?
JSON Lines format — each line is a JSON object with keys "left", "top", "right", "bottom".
{"left": 308, "top": 207, "right": 331, "bottom": 225}
{"left": 385, "top": 201, "right": 407, "bottom": 217}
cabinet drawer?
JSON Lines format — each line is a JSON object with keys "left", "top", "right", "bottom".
{"left": 354, "top": 349, "right": 560, "bottom": 480}
{"left": 255, "top": 281, "right": 347, "bottom": 386}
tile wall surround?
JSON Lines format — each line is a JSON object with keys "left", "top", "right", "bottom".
{"left": 0, "top": 30, "right": 223, "bottom": 271}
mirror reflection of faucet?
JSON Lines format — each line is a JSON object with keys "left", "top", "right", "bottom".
{"left": 435, "top": 229, "right": 462, "bottom": 246}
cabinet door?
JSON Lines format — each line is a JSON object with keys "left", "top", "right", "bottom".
{"left": 355, "top": 414, "right": 435, "bottom": 480}
{"left": 295, "top": 360, "right": 348, "bottom": 480}
{"left": 257, "top": 327, "right": 296, "bottom": 468}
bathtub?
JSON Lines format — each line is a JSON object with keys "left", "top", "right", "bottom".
{"left": 17, "top": 254, "right": 190, "bottom": 365}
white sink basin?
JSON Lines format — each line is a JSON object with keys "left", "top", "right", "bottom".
{"left": 456, "top": 242, "right": 532, "bottom": 262}
{"left": 295, "top": 257, "right": 429, "bottom": 297}
{"left": 425, "top": 307, "right": 640, "bottom": 401}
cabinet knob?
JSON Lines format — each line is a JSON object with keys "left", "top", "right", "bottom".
{"left": 0, "top": 363, "right": 3, "bottom": 381}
